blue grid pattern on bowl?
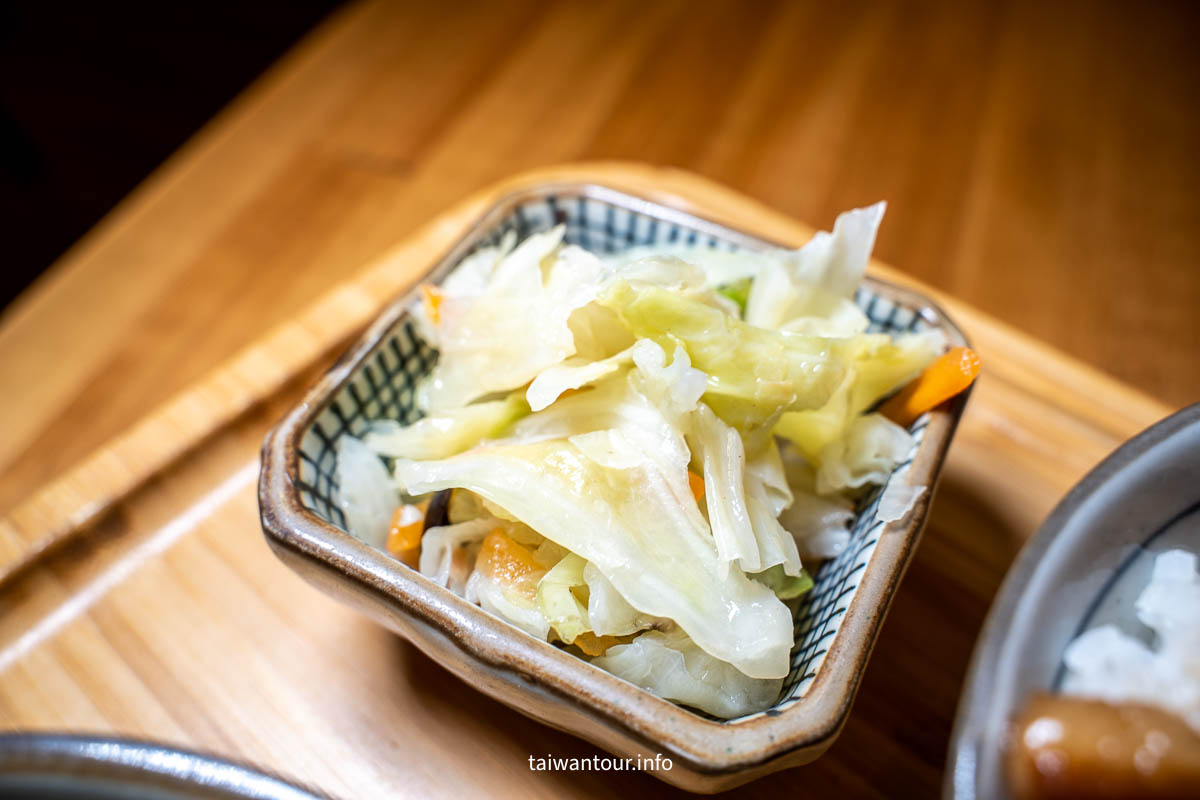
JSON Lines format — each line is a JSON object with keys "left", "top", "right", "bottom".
{"left": 294, "top": 192, "right": 934, "bottom": 722}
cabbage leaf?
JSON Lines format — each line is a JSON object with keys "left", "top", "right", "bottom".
{"left": 334, "top": 436, "right": 397, "bottom": 548}
{"left": 393, "top": 434, "right": 794, "bottom": 678}
{"left": 593, "top": 630, "right": 783, "bottom": 718}
{"left": 536, "top": 553, "right": 590, "bottom": 644}
{"left": 419, "top": 518, "right": 493, "bottom": 592}
{"left": 583, "top": 562, "right": 661, "bottom": 637}
{"left": 421, "top": 227, "right": 607, "bottom": 410}
{"left": 526, "top": 346, "right": 635, "bottom": 412}
{"left": 751, "top": 564, "right": 814, "bottom": 600}
{"left": 466, "top": 567, "right": 551, "bottom": 640}
{"left": 773, "top": 331, "right": 943, "bottom": 461}
{"left": 816, "top": 413, "right": 915, "bottom": 493}
{"left": 364, "top": 394, "right": 528, "bottom": 460}
{"left": 688, "top": 403, "right": 803, "bottom": 577}
{"left": 600, "top": 282, "right": 848, "bottom": 430}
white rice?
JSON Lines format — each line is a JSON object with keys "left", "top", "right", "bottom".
{"left": 1061, "top": 548, "right": 1200, "bottom": 732}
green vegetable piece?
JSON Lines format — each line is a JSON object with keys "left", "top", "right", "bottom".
{"left": 715, "top": 277, "right": 752, "bottom": 316}
{"left": 773, "top": 332, "right": 942, "bottom": 460}
{"left": 600, "top": 282, "right": 848, "bottom": 430}
{"left": 751, "top": 564, "right": 814, "bottom": 600}
{"left": 364, "top": 392, "right": 529, "bottom": 461}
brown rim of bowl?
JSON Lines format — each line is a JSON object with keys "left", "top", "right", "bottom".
{"left": 258, "top": 181, "right": 972, "bottom": 776}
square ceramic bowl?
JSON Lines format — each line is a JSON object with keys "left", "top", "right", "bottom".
{"left": 258, "top": 183, "right": 970, "bottom": 792}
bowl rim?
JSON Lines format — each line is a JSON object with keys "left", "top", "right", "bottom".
{"left": 944, "top": 400, "right": 1200, "bottom": 800}
{"left": 0, "top": 731, "right": 329, "bottom": 799}
{"left": 258, "top": 181, "right": 971, "bottom": 774}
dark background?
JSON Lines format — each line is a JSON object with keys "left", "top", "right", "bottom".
{"left": 0, "top": 1, "right": 344, "bottom": 312}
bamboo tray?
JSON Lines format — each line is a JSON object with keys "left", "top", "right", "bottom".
{"left": 0, "top": 165, "right": 1173, "bottom": 799}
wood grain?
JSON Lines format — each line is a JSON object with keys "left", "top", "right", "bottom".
{"left": 0, "top": 0, "right": 1195, "bottom": 795}
{"left": 0, "top": 164, "right": 1176, "bottom": 799}
{"left": 0, "top": 0, "right": 1196, "bottom": 517}
{"left": 0, "top": 163, "right": 1169, "bottom": 584}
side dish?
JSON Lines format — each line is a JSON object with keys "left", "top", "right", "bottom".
{"left": 1009, "top": 549, "right": 1200, "bottom": 798}
{"left": 331, "top": 205, "right": 977, "bottom": 718}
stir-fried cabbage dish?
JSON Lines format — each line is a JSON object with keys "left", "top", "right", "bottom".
{"left": 333, "top": 204, "right": 968, "bottom": 717}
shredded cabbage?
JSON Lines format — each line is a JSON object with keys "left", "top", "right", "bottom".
{"left": 688, "top": 403, "right": 803, "bottom": 577}
{"left": 419, "top": 518, "right": 493, "bottom": 592}
{"left": 877, "top": 482, "right": 927, "bottom": 523}
{"left": 466, "top": 567, "right": 551, "bottom": 640}
{"left": 365, "top": 394, "right": 528, "bottom": 460}
{"left": 334, "top": 436, "right": 397, "bottom": 548}
{"left": 744, "top": 203, "right": 884, "bottom": 328}
{"left": 773, "top": 331, "right": 943, "bottom": 464}
{"left": 537, "top": 553, "right": 591, "bottom": 644}
{"left": 600, "top": 281, "right": 850, "bottom": 430}
{"left": 751, "top": 564, "right": 815, "bottom": 600}
{"left": 593, "top": 629, "right": 783, "bottom": 718}
{"left": 336, "top": 202, "right": 952, "bottom": 717}
{"left": 526, "top": 346, "right": 635, "bottom": 412}
{"left": 420, "top": 227, "right": 606, "bottom": 411}
{"left": 583, "top": 562, "right": 661, "bottom": 637}
{"left": 393, "top": 433, "right": 794, "bottom": 679}
{"left": 775, "top": 452, "right": 856, "bottom": 559}
{"left": 816, "top": 413, "right": 915, "bottom": 494}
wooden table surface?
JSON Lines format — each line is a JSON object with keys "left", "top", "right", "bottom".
{"left": 1, "top": 0, "right": 1196, "bottom": 515}
{"left": 0, "top": 1, "right": 1195, "bottom": 796}
{"left": 0, "top": 161, "right": 1172, "bottom": 799}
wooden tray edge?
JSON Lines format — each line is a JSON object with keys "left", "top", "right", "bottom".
{"left": 0, "top": 161, "right": 1173, "bottom": 584}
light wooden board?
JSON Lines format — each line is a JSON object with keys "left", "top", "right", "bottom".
{"left": 0, "top": 164, "right": 1174, "bottom": 798}
{"left": 3, "top": 0, "right": 1197, "bottom": 523}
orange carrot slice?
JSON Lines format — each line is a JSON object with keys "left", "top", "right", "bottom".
{"left": 570, "top": 632, "right": 625, "bottom": 657}
{"left": 420, "top": 284, "right": 444, "bottom": 325}
{"left": 386, "top": 500, "right": 429, "bottom": 567}
{"left": 880, "top": 346, "right": 981, "bottom": 427}
{"left": 476, "top": 528, "right": 543, "bottom": 599}
{"left": 687, "top": 470, "right": 706, "bottom": 503}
